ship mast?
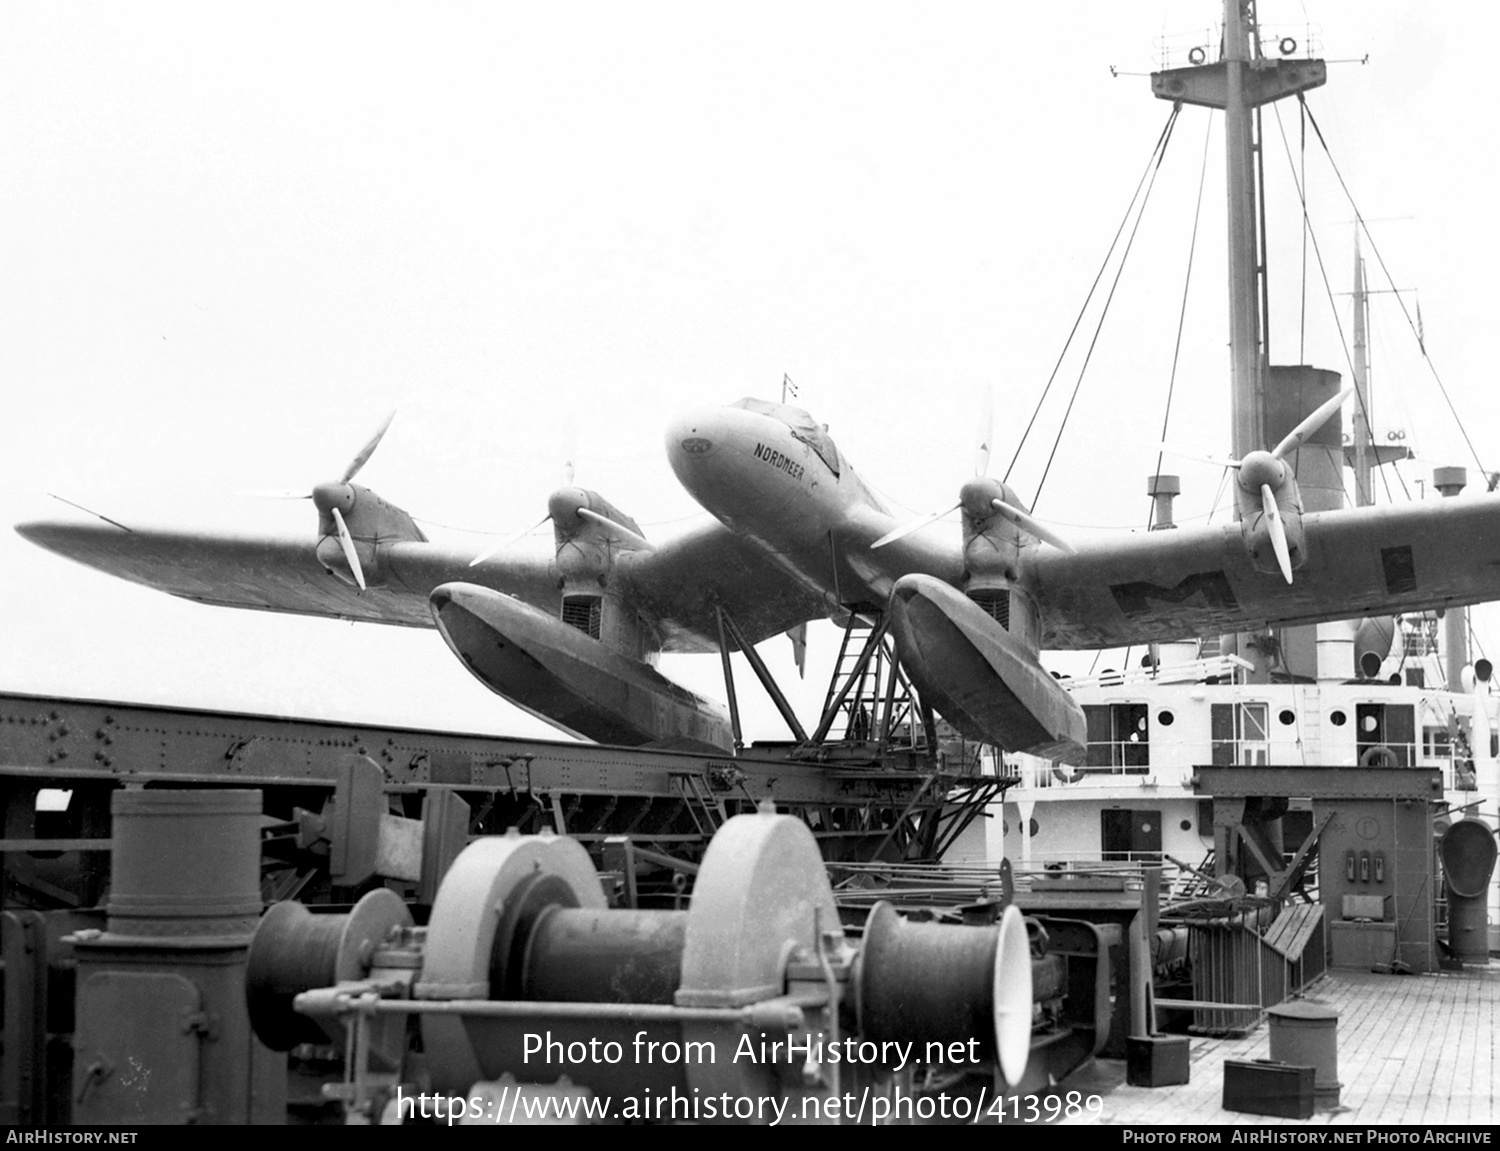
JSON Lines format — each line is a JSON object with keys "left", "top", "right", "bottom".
{"left": 1350, "top": 236, "right": 1372, "bottom": 505}
{"left": 1223, "top": 0, "right": 1267, "bottom": 463}
{"left": 1152, "top": 0, "right": 1327, "bottom": 461}
{"left": 1153, "top": 0, "right": 1327, "bottom": 681}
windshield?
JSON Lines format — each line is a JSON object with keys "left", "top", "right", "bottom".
{"left": 731, "top": 397, "right": 841, "bottom": 477}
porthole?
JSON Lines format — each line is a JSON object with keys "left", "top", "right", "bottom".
{"left": 1179, "top": 819, "right": 1193, "bottom": 832}
{"left": 1278, "top": 709, "right": 1296, "bottom": 726}
{"left": 1029, "top": 818, "right": 1040, "bottom": 838}
{"left": 1330, "top": 710, "right": 1347, "bottom": 727}
{"left": 1158, "top": 710, "right": 1175, "bottom": 726}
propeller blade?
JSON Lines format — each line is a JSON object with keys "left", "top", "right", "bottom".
{"left": 975, "top": 386, "right": 995, "bottom": 478}
{"left": 559, "top": 420, "right": 578, "bottom": 489}
{"left": 1271, "top": 384, "right": 1355, "bottom": 461}
{"left": 469, "top": 512, "right": 551, "bottom": 567}
{"left": 1260, "top": 483, "right": 1293, "bottom": 584}
{"left": 330, "top": 505, "right": 366, "bottom": 591}
{"left": 990, "top": 499, "right": 1076, "bottom": 554}
{"left": 577, "top": 507, "right": 654, "bottom": 551}
{"left": 871, "top": 503, "right": 961, "bottom": 550}
{"left": 1159, "top": 442, "right": 1242, "bottom": 470}
{"left": 340, "top": 410, "right": 397, "bottom": 484}
{"left": 235, "top": 489, "right": 313, "bottom": 499}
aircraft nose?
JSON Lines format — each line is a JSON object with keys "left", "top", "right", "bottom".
{"left": 665, "top": 407, "right": 726, "bottom": 483}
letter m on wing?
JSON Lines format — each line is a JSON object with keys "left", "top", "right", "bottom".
{"left": 1109, "top": 570, "right": 1239, "bottom": 618}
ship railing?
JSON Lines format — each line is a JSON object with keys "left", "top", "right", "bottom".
{"left": 1158, "top": 901, "right": 1327, "bottom": 1035}
{"left": 1059, "top": 655, "right": 1255, "bottom": 692}
{"left": 1006, "top": 756, "right": 1185, "bottom": 789}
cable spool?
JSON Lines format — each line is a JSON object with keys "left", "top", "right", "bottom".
{"left": 246, "top": 888, "right": 412, "bottom": 1050}
{"left": 855, "top": 902, "right": 1032, "bottom": 1086}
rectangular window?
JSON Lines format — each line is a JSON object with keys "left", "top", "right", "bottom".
{"left": 1101, "top": 808, "right": 1163, "bottom": 862}
{"left": 1082, "top": 703, "right": 1149, "bottom": 772}
{"left": 1356, "top": 703, "right": 1415, "bottom": 767}
{"left": 1423, "top": 725, "right": 1452, "bottom": 759}
{"left": 1210, "top": 702, "right": 1269, "bottom": 765}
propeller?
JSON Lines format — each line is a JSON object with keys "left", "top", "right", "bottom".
{"left": 872, "top": 388, "right": 1073, "bottom": 554}
{"left": 470, "top": 448, "right": 653, "bottom": 567}
{"left": 872, "top": 504, "right": 960, "bottom": 550}
{"left": 1270, "top": 384, "right": 1353, "bottom": 460}
{"left": 1259, "top": 483, "right": 1293, "bottom": 584}
{"left": 1165, "top": 385, "right": 1354, "bottom": 476}
{"left": 1162, "top": 385, "right": 1352, "bottom": 585}
{"left": 237, "top": 411, "right": 397, "bottom": 592}
{"left": 329, "top": 506, "right": 366, "bottom": 591}
{"left": 577, "top": 507, "right": 654, "bottom": 551}
{"left": 988, "top": 498, "right": 1076, "bottom": 555}
{"left": 238, "top": 412, "right": 396, "bottom": 498}
{"left": 469, "top": 512, "right": 550, "bottom": 567}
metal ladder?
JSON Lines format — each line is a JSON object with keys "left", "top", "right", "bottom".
{"left": 670, "top": 771, "right": 726, "bottom": 837}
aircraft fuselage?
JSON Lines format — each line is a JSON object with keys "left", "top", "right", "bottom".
{"left": 666, "top": 399, "right": 962, "bottom": 613}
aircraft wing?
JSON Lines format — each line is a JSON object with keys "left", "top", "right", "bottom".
{"left": 1031, "top": 496, "right": 1500, "bottom": 649}
{"left": 615, "top": 521, "right": 829, "bottom": 653}
{"left": 13, "top": 520, "right": 555, "bottom": 628}
{"left": 14, "top": 516, "right": 826, "bottom": 650}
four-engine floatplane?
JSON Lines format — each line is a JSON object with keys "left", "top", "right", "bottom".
{"left": 17, "top": 393, "right": 1500, "bottom": 763}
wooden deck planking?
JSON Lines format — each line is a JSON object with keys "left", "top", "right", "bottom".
{"left": 1059, "top": 963, "right": 1499, "bottom": 1126}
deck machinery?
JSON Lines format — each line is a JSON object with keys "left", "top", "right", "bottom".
{"left": 0, "top": 688, "right": 1124, "bottom": 1124}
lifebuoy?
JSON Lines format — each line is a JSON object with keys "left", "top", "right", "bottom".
{"left": 1359, "top": 744, "right": 1398, "bottom": 768}
{"left": 1051, "top": 764, "right": 1086, "bottom": 784}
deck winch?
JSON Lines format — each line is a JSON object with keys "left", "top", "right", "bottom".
{"left": 247, "top": 812, "right": 1034, "bottom": 1123}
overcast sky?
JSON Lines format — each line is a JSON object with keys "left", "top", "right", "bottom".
{"left": 3, "top": 2, "right": 1495, "bottom": 742}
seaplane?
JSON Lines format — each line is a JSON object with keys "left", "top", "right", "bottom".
{"left": 17, "top": 391, "right": 1500, "bottom": 763}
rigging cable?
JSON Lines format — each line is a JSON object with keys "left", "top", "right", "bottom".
{"left": 1029, "top": 106, "right": 1182, "bottom": 512}
{"left": 1004, "top": 103, "right": 1181, "bottom": 487}
{"left": 1299, "top": 95, "right": 1491, "bottom": 483}
{"left": 1148, "top": 107, "right": 1216, "bottom": 530}
{"left": 1298, "top": 98, "right": 1309, "bottom": 362}
{"left": 1269, "top": 99, "right": 1404, "bottom": 506}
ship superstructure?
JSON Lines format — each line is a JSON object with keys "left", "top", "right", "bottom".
{"left": 995, "top": 0, "right": 1500, "bottom": 963}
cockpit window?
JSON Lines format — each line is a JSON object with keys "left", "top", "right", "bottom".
{"left": 731, "top": 397, "right": 841, "bottom": 477}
